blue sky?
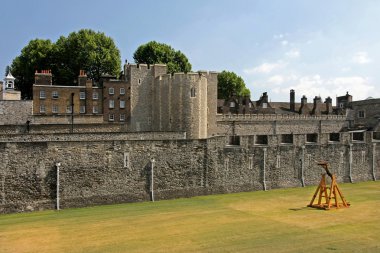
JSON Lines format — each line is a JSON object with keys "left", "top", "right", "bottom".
{"left": 1, "top": 0, "right": 379, "bottom": 103}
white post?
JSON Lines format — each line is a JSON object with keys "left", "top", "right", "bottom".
{"left": 349, "top": 144, "right": 353, "bottom": 183}
{"left": 263, "top": 148, "right": 267, "bottom": 191}
{"left": 301, "top": 145, "right": 305, "bottom": 187}
{"left": 151, "top": 158, "right": 155, "bottom": 202}
{"left": 56, "top": 162, "right": 61, "bottom": 210}
{"left": 373, "top": 143, "right": 377, "bottom": 181}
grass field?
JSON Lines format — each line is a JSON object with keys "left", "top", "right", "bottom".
{"left": 1, "top": 181, "right": 379, "bottom": 253}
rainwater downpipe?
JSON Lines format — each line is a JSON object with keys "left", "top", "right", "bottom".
{"left": 349, "top": 144, "right": 353, "bottom": 183}
{"left": 263, "top": 148, "right": 267, "bottom": 191}
{"left": 301, "top": 145, "right": 305, "bottom": 187}
{"left": 56, "top": 162, "right": 61, "bottom": 210}
{"left": 373, "top": 143, "right": 377, "bottom": 181}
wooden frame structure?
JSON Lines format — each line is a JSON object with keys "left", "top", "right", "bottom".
{"left": 308, "top": 161, "right": 350, "bottom": 210}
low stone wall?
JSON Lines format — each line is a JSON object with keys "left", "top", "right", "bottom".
{"left": 0, "top": 133, "right": 378, "bottom": 213}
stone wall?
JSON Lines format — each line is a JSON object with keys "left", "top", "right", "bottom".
{"left": 1, "top": 132, "right": 378, "bottom": 213}
{"left": 0, "top": 100, "right": 33, "bottom": 125}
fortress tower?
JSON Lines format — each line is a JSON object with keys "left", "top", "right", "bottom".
{"left": 124, "top": 64, "right": 218, "bottom": 138}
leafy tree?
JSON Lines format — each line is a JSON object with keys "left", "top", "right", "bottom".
{"left": 11, "top": 29, "right": 121, "bottom": 98}
{"left": 133, "top": 41, "right": 191, "bottom": 74}
{"left": 54, "top": 29, "right": 121, "bottom": 85}
{"left": 11, "top": 39, "right": 54, "bottom": 98}
{"left": 217, "top": 70, "right": 251, "bottom": 99}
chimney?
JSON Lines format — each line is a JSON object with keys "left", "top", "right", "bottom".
{"left": 299, "top": 95, "right": 310, "bottom": 115}
{"left": 325, "top": 96, "right": 333, "bottom": 114}
{"left": 78, "top": 70, "right": 87, "bottom": 86}
{"left": 290, "top": 89, "right": 295, "bottom": 111}
{"left": 311, "top": 96, "right": 322, "bottom": 115}
{"left": 35, "top": 70, "right": 52, "bottom": 85}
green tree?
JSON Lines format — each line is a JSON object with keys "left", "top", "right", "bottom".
{"left": 11, "top": 29, "right": 121, "bottom": 98}
{"left": 217, "top": 70, "right": 251, "bottom": 99}
{"left": 133, "top": 41, "right": 191, "bottom": 74}
{"left": 54, "top": 29, "right": 121, "bottom": 85}
{"left": 11, "top": 39, "right": 54, "bottom": 98}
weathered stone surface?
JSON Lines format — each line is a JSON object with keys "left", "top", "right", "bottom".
{"left": 0, "top": 132, "right": 378, "bottom": 213}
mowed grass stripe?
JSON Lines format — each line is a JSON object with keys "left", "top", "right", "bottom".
{"left": 0, "top": 181, "right": 379, "bottom": 253}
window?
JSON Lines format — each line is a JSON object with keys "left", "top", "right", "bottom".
{"left": 109, "top": 87, "right": 114, "bottom": 95}
{"left": 6, "top": 81, "right": 13, "bottom": 89}
{"left": 120, "top": 88, "right": 125, "bottom": 95}
{"left": 66, "top": 106, "right": 72, "bottom": 113}
{"left": 52, "top": 91, "right": 59, "bottom": 99}
{"left": 93, "top": 92, "right": 98, "bottom": 100}
{"left": 52, "top": 105, "right": 58, "bottom": 113}
{"left": 255, "top": 135, "right": 268, "bottom": 145}
{"left": 352, "top": 132, "right": 364, "bottom": 142}
{"left": 230, "top": 102, "right": 235, "bottom": 108}
{"left": 109, "top": 114, "right": 114, "bottom": 121}
{"left": 281, "top": 134, "right": 293, "bottom": 144}
{"left": 373, "top": 132, "right": 380, "bottom": 140}
{"left": 80, "top": 91, "right": 86, "bottom": 100}
{"left": 329, "top": 133, "right": 340, "bottom": 142}
{"left": 120, "top": 100, "right": 125, "bottom": 109}
{"left": 120, "top": 114, "right": 125, "bottom": 121}
{"left": 340, "top": 103, "right": 344, "bottom": 108}
{"left": 306, "top": 133, "right": 318, "bottom": 143}
{"left": 80, "top": 106, "right": 86, "bottom": 114}
{"left": 262, "top": 103, "right": 268, "bottom": 108}
{"left": 358, "top": 110, "right": 365, "bottom": 118}
{"left": 109, "top": 100, "right": 115, "bottom": 109}
{"left": 228, "top": 136, "right": 240, "bottom": 146}
{"left": 191, "top": 87, "right": 196, "bottom": 97}
{"left": 39, "top": 90, "right": 46, "bottom": 99}
{"left": 93, "top": 106, "right": 98, "bottom": 114}
{"left": 39, "top": 104, "right": 45, "bottom": 113}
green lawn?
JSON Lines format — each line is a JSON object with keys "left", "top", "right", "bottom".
{"left": 1, "top": 181, "right": 379, "bottom": 253}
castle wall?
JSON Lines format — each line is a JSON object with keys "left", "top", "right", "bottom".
{"left": 0, "top": 132, "right": 378, "bottom": 213}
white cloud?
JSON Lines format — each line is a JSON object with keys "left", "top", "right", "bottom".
{"left": 281, "top": 40, "right": 289, "bottom": 46}
{"left": 243, "top": 61, "right": 286, "bottom": 74}
{"left": 273, "top": 34, "right": 284, "bottom": 39}
{"left": 270, "top": 75, "right": 376, "bottom": 103}
{"left": 268, "top": 75, "right": 284, "bottom": 85}
{"left": 285, "top": 49, "right": 300, "bottom": 58}
{"left": 352, "top": 51, "right": 371, "bottom": 64}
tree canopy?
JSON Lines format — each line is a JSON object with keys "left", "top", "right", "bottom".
{"left": 217, "top": 70, "right": 251, "bottom": 99}
{"left": 133, "top": 41, "right": 191, "bottom": 74}
{"left": 11, "top": 29, "right": 121, "bottom": 98}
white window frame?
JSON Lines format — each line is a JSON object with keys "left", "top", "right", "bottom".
{"left": 120, "top": 88, "right": 125, "bottom": 95}
{"left": 80, "top": 91, "right": 86, "bottom": 100}
{"left": 109, "top": 87, "right": 114, "bottom": 95}
{"left": 93, "top": 106, "right": 98, "bottom": 114}
{"left": 52, "top": 91, "right": 59, "bottom": 99}
{"left": 358, "top": 110, "right": 365, "bottom": 118}
{"left": 80, "top": 105, "right": 86, "bottom": 114}
{"left": 120, "top": 100, "right": 125, "bottom": 109}
{"left": 39, "top": 90, "right": 46, "bottom": 99}
{"left": 109, "top": 114, "right": 114, "bottom": 121}
{"left": 92, "top": 92, "right": 98, "bottom": 100}
{"left": 109, "top": 100, "right": 115, "bottom": 109}
{"left": 52, "top": 105, "right": 58, "bottom": 113}
{"left": 39, "top": 104, "right": 46, "bottom": 113}
{"left": 120, "top": 114, "right": 125, "bottom": 121}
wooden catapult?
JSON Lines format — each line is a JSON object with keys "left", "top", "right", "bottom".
{"left": 308, "top": 161, "right": 350, "bottom": 210}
